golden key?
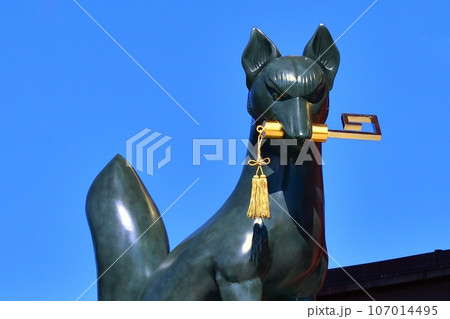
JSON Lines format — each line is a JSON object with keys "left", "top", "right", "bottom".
{"left": 264, "top": 113, "right": 382, "bottom": 142}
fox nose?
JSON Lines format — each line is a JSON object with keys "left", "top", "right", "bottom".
{"left": 272, "top": 98, "right": 312, "bottom": 139}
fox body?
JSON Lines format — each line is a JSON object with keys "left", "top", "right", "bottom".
{"left": 86, "top": 25, "right": 340, "bottom": 300}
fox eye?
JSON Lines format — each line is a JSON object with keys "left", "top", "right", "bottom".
{"left": 304, "top": 81, "right": 325, "bottom": 103}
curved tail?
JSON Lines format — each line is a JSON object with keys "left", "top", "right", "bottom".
{"left": 86, "top": 154, "right": 169, "bottom": 300}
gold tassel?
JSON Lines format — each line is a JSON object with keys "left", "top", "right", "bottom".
{"left": 247, "top": 175, "right": 259, "bottom": 219}
{"left": 258, "top": 174, "right": 270, "bottom": 219}
{"left": 247, "top": 125, "right": 271, "bottom": 219}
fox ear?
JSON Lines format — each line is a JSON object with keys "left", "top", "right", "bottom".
{"left": 303, "top": 24, "right": 340, "bottom": 90}
{"left": 242, "top": 28, "right": 281, "bottom": 89}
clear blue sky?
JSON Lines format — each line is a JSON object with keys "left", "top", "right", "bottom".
{"left": 0, "top": 1, "right": 449, "bottom": 301}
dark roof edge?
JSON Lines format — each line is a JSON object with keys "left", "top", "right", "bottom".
{"left": 319, "top": 249, "right": 450, "bottom": 295}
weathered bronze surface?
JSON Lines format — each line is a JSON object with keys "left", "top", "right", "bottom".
{"left": 86, "top": 24, "right": 340, "bottom": 300}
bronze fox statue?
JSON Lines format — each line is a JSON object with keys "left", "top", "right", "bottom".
{"left": 86, "top": 24, "right": 340, "bottom": 300}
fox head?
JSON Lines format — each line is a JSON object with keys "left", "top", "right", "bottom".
{"left": 242, "top": 24, "right": 340, "bottom": 140}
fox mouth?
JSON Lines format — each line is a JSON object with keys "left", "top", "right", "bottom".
{"left": 271, "top": 97, "right": 313, "bottom": 140}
